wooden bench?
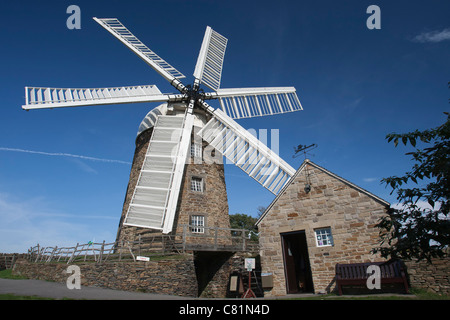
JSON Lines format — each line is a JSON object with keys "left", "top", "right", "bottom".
{"left": 335, "top": 260, "right": 409, "bottom": 295}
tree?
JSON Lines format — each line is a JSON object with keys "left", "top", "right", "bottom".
{"left": 373, "top": 111, "right": 449, "bottom": 262}
{"left": 229, "top": 213, "right": 258, "bottom": 231}
{"left": 229, "top": 213, "right": 259, "bottom": 241}
{"left": 256, "top": 206, "right": 266, "bottom": 218}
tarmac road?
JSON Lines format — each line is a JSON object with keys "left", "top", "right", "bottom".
{"left": 0, "top": 278, "right": 418, "bottom": 301}
{"left": 0, "top": 278, "right": 192, "bottom": 300}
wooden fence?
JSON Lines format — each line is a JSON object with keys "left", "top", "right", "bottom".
{"left": 0, "top": 253, "right": 19, "bottom": 270}
{"left": 26, "top": 225, "right": 259, "bottom": 265}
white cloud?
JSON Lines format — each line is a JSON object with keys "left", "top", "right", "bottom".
{"left": 69, "top": 158, "right": 99, "bottom": 174}
{"left": 363, "top": 177, "right": 378, "bottom": 183}
{"left": 345, "top": 97, "right": 364, "bottom": 112}
{"left": 391, "top": 200, "right": 441, "bottom": 212}
{"left": 412, "top": 28, "right": 450, "bottom": 43}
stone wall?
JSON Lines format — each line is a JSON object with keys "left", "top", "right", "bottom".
{"left": 116, "top": 127, "right": 156, "bottom": 244}
{"left": 257, "top": 161, "right": 389, "bottom": 296}
{"left": 116, "top": 112, "right": 230, "bottom": 248}
{"left": 405, "top": 255, "right": 450, "bottom": 295}
{"left": 195, "top": 252, "right": 255, "bottom": 298}
{"left": 172, "top": 146, "right": 230, "bottom": 246}
{"left": 12, "top": 252, "right": 261, "bottom": 298}
{"left": 13, "top": 255, "right": 198, "bottom": 297}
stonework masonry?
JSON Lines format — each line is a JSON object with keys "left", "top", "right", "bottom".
{"left": 116, "top": 116, "right": 230, "bottom": 247}
{"left": 257, "top": 160, "right": 390, "bottom": 296}
{"left": 13, "top": 255, "right": 198, "bottom": 297}
{"left": 12, "top": 252, "right": 256, "bottom": 298}
{"left": 115, "top": 128, "right": 154, "bottom": 244}
{"left": 172, "top": 153, "right": 231, "bottom": 246}
{"left": 405, "top": 254, "right": 450, "bottom": 295}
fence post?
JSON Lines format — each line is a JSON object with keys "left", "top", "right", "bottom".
{"left": 119, "top": 241, "right": 123, "bottom": 261}
{"left": 127, "top": 242, "right": 135, "bottom": 262}
{"left": 182, "top": 225, "right": 187, "bottom": 252}
{"left": 39, "top": 247, "right": 47, "bottom": 262}
{"left": 242, "top": 229, "right": 246, "bottom": 251}
{"left": 48, "top": 246, "right": 57, "bottom": 263}
{"left": 138, "top": 235, "right": 141, "bottom": 257}
{"left": 84, "top": 244, "right": 88, "bottom": 261}
{"left": 162, "top": 235, "right": 166, "bottom": 255}
{"left": 98, "top": 240, "right": 105, "bottom": 264}
{"left": 11, "top": 254, "right": 16, "bottom": 269}
{"left": 214, "top": 227, "right": 218, "bottom": 250}
{"left": 34, "top": 244, "right": 40, "bottom": 262}
{"left": 68, "top": 243, "right": 79, "bottom": 264}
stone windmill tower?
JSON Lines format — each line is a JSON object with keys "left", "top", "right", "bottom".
{"left": 116, "top": 102, "right": 230, "bottom": 245}
{"left": 22, "top": 18, "right": 303, "bottom": 247}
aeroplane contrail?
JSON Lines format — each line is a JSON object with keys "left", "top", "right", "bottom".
{"left": 0, "top": 147, "right": 131, "bottom": 165}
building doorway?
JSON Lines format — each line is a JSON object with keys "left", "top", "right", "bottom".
{"left": 281, "top": 231, "right": 314, "bottom": 294}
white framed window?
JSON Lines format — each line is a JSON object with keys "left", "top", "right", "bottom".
{"left": 190, "top": 215, "right": 205, "bottom": 233}
{"left": 191, "top": 177, "right": 203, "bottom": 192}
{"left": 190, "top": 143, "right": 202, "bottom": 158}
{"left": 315, "top": 227, "right": 334, "bottom": 247}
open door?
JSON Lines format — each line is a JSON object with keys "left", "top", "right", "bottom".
{"left": 281, "top": 231, "right": 314, "bottom": 294}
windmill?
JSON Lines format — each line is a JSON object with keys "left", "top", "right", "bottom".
{"left": 22, "top": 18, "right": 303, "bottom": 236}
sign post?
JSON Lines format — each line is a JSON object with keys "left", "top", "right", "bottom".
{"left": 242, "top": 258, "right": 256, "bottom": 298}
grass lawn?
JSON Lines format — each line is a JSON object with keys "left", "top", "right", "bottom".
{"left": 0, "top": 269, "right": 27, "bottom": 280}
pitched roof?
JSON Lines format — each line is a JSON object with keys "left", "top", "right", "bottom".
{"left": 255, "top": 159, "right": 390, "bottom": 226}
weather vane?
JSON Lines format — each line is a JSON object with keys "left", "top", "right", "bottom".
{"left": 293, "top": 144, "right": 317, "bottom": 194}
{"left": 293, "top": 143, "right": 318, "bottom": 159}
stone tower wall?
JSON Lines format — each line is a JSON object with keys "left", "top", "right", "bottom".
{"left": 115, "top": 128, "right": 155, "bottom": 244}
{"left": 115, "top": 113, "right": 229, "bottom": 246}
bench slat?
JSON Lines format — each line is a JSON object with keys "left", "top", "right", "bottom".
{"left": 335, "top": 260, "right": 409, "bottom": 295}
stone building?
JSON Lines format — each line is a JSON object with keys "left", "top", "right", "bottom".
{"left": 115, "top": 103, "right": 230, "bottom": 247}
{"left": 255, "top": 159, "right": 390, "bottom": 296}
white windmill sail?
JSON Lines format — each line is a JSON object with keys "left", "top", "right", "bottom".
{"left": 124, "top": 112, "right": 193, "bottom": 233}
{"left": 198, "top": 107, "right": 296, "bottom": 195}
{"left": 193, "top": 26, "right": 228, "bottom": 91}
{"left": 23, "top": 17, "right": 304, "bottom": 235}
{"left": 162, "top": 110, "right": 195, "bottom": 233}
{"left": 205, "top": 87, "right": 303, "bottom": 119}
{"left": 22, "top": 85, "right": 184, "bottom": 110}
{"left": 93, "top": 18, "right": 187, "bottom": 92}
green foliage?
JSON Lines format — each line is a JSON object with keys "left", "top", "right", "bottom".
{"left": 373, "top": 112, "right": 450, "bottom": 263}
{"left": 229, "top": 213, "right": 259, "bottom": 241}
{"left": 0, "top": 269, "right": 27, "bottom": 280}
{"left": 229, "top": 213, "right": 258, "bottom": 230}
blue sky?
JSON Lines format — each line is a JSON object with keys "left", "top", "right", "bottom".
{"left": 0, "top": 0, "right": 448, "bottom": 252}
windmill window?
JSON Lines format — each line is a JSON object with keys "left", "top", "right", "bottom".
{"left": 314, "top": 227, "right": 334, "bottom": 247}
{"left": 191, "top": 177, "right": 203, "bottom": 192}
{"left": 190, "top": 215, "right": 205, "bottom": 233}
{"left": 190, "top": 143, "right": 202, "bottom": 158}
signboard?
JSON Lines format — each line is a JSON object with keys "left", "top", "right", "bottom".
{"left": 136, "top": 256, "right": 150, "bottom": 262}
{"left": 244, "top": 258, "right": 255, "bottom": 271}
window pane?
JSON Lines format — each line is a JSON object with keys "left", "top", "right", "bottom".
{"left": 191, "top": 177, "right": 203, "bottom": 192}
{"left": 190, "top": 215, "right": 205, "bottom": 233}
{"left": 315, "top": 227, "right": 333, "bottom": 247}
{"left": 191, "top": 144, "right": 202, "bottom": 158}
